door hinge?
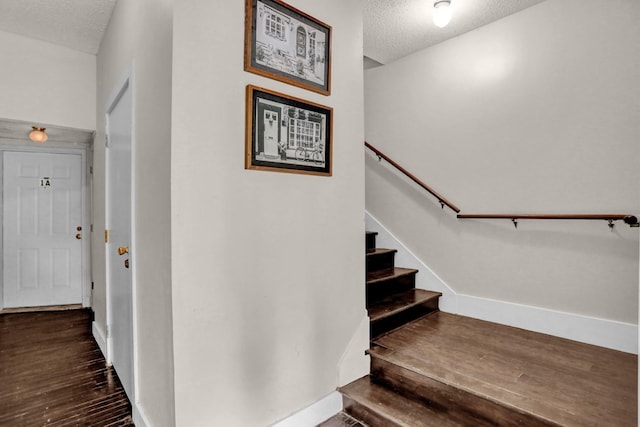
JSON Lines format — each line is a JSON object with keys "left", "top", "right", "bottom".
{"left": 106, "top": 324, "right": 110, "bottom": 338}
{"left": 105, "top": 134, "right": 110, "bottom": 147}
{"left": 90, "top": 224, "right": 94, "bottom": 233}
{"left": 89, "top": 165, "right": 93, "bottom": 175}
{"left": 105, "top": 229, "right": 110, "bottom": 243}
{"left": 91, "top": 281, "right": 94, "bottom": 290}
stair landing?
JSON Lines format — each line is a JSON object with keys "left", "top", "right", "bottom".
{"left": 344, "top": 311, "right": 637, "bottom": 426}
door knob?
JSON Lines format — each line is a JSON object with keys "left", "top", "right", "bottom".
{"left": 75, "top": 233, "right": 82, "bottom": 240}
{"left": 118, "top": 246, "right": 129, "bottom": 256}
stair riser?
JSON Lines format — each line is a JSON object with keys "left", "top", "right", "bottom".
{"left": 343, "top": 396, "right": 401, "bottom": 427}
{"left": 371, "top": 304, "right": 439, "bottom": 340}
{"left": 366, "top": 251, "right": 396, "bottom": 273}
{"left": 370, "top": 357, "right": 555, "bottom": 427}
{"left": 366, "top": 233, "right": 377, "bottom": 253}
{"left": 367, "top": 274, "right": 416, "bottom": 306}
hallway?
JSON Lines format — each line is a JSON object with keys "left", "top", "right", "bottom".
{"left": 0, "top": 309, "right": 133, "bottom": 426}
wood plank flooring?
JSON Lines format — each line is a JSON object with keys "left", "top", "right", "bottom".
{"left": 0, "top": 309, "right": 133, "bottom": 426}
{"left": 317, "top": 412, "right": 367, "bottom": 427}
{"left": 371, "top": 311, "right": 637, "bottom": 426}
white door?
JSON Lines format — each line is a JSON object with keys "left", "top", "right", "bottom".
{"left": 263, "top": 110, "right": 279, "bottom": 156}
{"left": 106, "top": 80, "right": 134, "bottom": 400}
{"left": 3, "top": 152, "right": 83, "bottom": 308}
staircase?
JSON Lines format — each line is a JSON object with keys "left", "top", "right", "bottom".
{"left": 365, "top": 231, "right": 441, "bottom": 340}
{"left": 329, "top": 231, "right": 638, "bottom": 426}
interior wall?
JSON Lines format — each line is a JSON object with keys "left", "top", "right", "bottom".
{"left": 0, "top": 30, "right": 95, "bottom": 130}
{"left": 171, "top": 0, "right": 368, "bottom": 425}
{"left": 365, "top": 0, "right": 639, "bottom": 325}
{"left": 95, "top": 0, "right": 175, "bottom": 425}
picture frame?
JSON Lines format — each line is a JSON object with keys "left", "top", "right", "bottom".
{"left": 244, "top": 0, "right": 331, "bottom": 95}
{"left": 245, "top": 85, "right": 333, "bottom": 176}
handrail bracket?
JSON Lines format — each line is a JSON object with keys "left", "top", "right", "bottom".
{"left": 365, "top": 141, "right": 636, "bottom": 230}
{"left": 365, "top": 141, "right": 461, "bottom": 214}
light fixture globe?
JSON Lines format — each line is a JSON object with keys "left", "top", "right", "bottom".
{"left": 29, "top": 126, "right": 48, "bottom": 143}
{"left": 433, "top": 0, "right": 452, "bottom": 28}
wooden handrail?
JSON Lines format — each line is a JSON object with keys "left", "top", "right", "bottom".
{"left": 365, "top": 141, "right": 461, "bottom": 213}
{"left": 458, "top": 214, "right": 638, "bottom": 229}
{"left": 457, "top": 214, "right": 637, "bottom": 222}
{"left": 365, "top": 141, "right": 638, "bottom": 228}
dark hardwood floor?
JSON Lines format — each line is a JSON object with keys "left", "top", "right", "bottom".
{"left": 317, "top": 412, "right": 367, "bottom": 427}
{"left": 0, "top": 309, "right": 133, "bottom": 426}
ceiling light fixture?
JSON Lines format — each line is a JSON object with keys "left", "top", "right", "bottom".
{"left": 433, "top": 0, "right": 452, "bottom": 28}
{"left": 29, "top": 126, "right": 48, "bottom": 143}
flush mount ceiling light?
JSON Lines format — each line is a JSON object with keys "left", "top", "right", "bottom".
{"left": 29, "top": 126, "right": 48, "bottom": 143}
{"left": 433, "top": 0, "right": 452, "bottom": 28}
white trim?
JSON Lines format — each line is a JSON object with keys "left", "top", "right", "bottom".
{"left": 365, "top": 212, "right": 459, "bottom": 313}
{"left": 270, "top": 391, "right": 342, "bottom": 427}
{"left": 95, "top": 319, "right": 151, "bottom": 427}
{"left": 457, "top": 294, "right": 638, "bottom": 354}
{"left": 0, "top": 151, "right": 3, "bottom": 310}
{"left": 133, "top": 403, "right": 151, "bottom": 427}
{"left": 366, "top": 211, "right": 638, "bottom": 354}
{"left": 92, "top": 321, "right": 108, "bottom": 357}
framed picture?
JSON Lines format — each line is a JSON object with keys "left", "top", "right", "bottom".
{"left": 244, "top": 0, "right": 331, "bottom": 95}
{"left": 245, "top": 85, "right": 332, "bottom": 176}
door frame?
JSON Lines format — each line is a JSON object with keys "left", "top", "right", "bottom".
{"left": 104, "top": 69, "right": 138, "bottom": 403}
{"left": 0, "top": 144, "right": 91, "bottom": 310}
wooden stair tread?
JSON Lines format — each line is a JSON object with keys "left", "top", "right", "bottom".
{"left": 368, "top": 289, "right": 441, "bottom": 322}
{"left": 339, "top": 376, "right": 465, "bottom": 427}
{"left": 370, "top": 312, "right": 637, "bottom": 426}
{"left": 367, "top": 267, "right": 417, "bottom": 283}
{"left": 366, "top": 248, "right": 397, "bottom": 256}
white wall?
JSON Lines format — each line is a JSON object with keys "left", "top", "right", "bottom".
{"left": 0, "top": 30, "right": 95, "bottom": 130}
{"left": 95, "top": 0, "right": 175, "bottom": 425}
{"left": 365, "top": 0, "right": 639, "bottom": 325}
{"left": 171, "top": 1, "right": 368, "bottom": 425}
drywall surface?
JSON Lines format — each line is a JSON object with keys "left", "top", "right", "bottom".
{"left": 0, "top": 30, "right": 95, "bottom": 130}
{"left": 95, "top": 0, "right": 175, "bottom": 425}
{"left": 365, "top": 0, "right": 639, "bottom": 324}
{"left": 171, "top": 0, "right": 367, "bottom": 425}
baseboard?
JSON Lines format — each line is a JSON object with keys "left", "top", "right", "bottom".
{"left": 92, "top": 321, "right": 107, "bottom": 357}
{"left": 93, "top": 322, "right": 155, "bottom": 426}
{"left": 270, "top": 391, "right": 342, "bottom": 427}
{"left": 365, "top": 211, "right": 638, "bottom": 354}
{"left": 458, "top": 294, "right": 637, "bottom": 354}
{"left": 366, "top": 212, "right": 459, "bottom": 313}
{"left": 133, "top": 403, "right": 151, "bottom": 427}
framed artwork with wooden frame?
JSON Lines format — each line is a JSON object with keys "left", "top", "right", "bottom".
{"left": 245, "top": 85, "right": 333, "bottom": 176}
{"left": 244, "top": 0, "right": 331, "bottom": 95}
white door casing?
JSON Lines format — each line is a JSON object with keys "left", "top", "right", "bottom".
{"left": 3, "top": 151, "right": 84, "bottom": 308}
{"left": 106, "top": 76, "right": 135, "bottom": 401}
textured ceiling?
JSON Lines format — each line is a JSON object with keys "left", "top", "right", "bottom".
{"left": 364, "top": 0, "right": 548, "bottom": 65}
{"left": 0, "top": 0, "right": 546, "bottom": 63}
{"left": 0, "top": 0, "right": 116, "bottom": 55}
